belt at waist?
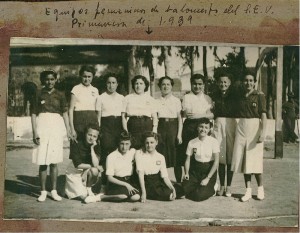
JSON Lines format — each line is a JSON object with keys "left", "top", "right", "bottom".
{"left": 159, "top": 118, "right": 177, "bottom": 122}
{"left": 129, "top": 115, "right": 151, "bottom": 119}
{"left": 101, "top": 116, "right": 121, "bottom": 119}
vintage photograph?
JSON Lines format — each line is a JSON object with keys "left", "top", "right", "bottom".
{"left": 5, "top": 38, "right": 299, "bottom": 226}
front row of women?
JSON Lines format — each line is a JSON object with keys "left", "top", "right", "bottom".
{"left": 65, "top": 118, "right": 217, "bottom": 204}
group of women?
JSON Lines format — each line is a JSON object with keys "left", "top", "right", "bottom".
{"left": 31, "top": 65, "right": 266, "bottom": 204}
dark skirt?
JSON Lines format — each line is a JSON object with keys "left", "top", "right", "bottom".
{"left": 157, "top": 118, "right": 178, "bottom": 168}
{"left": 177, "top": 119, "right": 199, "bottom": 166}
{"left": 106, "top": 176, "right": 140, "bottom": 196}
{"left": 183, "top": 159, "right": 216, "bottom": 202}
{"left": 74, "top": 110, "right": 98, "bottom": 141}
{"left": 127, "top": 116, "right": 152, "bottom": 149}
{"left": 100, "top": 116, "right": 123, "bottom": 161}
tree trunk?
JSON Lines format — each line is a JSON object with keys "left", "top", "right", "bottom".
{"left": 203, "top": 46, "right": 208, "bottom": 78}
{"left": 163, "top": 46, "right": 172, "bottom": 77}
{"left": 266, "top": 58, "right": 274, "bottom": 119}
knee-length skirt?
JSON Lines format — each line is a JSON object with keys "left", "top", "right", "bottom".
{"left": 213, "top": 117, "right": 237, "bottom": 165}
{"left": 32, "top": 113, "right": 65, "bottom": 165}
{"left": 106, "top": 176, "right": 140, "bottom": 196}
{"left": 231, "top": 118, "right": 263, "bottom": 174}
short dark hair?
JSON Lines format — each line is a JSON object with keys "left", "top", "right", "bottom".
{"left": 197, "top": 117, "right": 213, "bottom": 128}
{"left": 190, "top": 73, "right": 205, "bottom": 84}
{"left": 104, "top": 73, "right": 119, "bottom": 84}
{"left": 131, "top": 75, "right": 150, "bottom": 92}
{"left": 214, "top": 70, "right": 233, "bottom": 82}
{"left": 142, "top": 131, "right": 158, "bottom": 143}
{"left": 40, "top": 70, "right": 57, "bottom": 85}
{"left": 119, "top": 131, "right": 132, "bottom": 143}
{"left": 84, "top": 123, "right": 100, "bottom": 135}
{"left": 79, "top": 65, "right": 95, "bottom": 76}
{"left": 243, "top": 69, "right": 257, "bottom": 82}
{"left": 158, "top": 76, "right": 174, "bottom": 87}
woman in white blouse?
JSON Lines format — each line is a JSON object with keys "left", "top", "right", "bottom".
{"left": 122, "top": 75, "right": 158, "bottom": 149}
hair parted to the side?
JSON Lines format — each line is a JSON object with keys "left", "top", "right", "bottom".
{"left": 243, "top": 69, "right": 257, "bottom": 82}
{"left": 104, "top": 73, "right": 119, "bottom": 84}
{"left": 142, "top": 131, "right": 159, "bottom": 143}
{"left": 158, "top": 76, "right": 174, "bottom": 87}
{"left": 190, "top": 73, "right": 205, "bottom": 84}
{"left": 131, "top": 75, "right": 150, "bottom": 92}
{"left": 197, "top": 117, "right": 213, "bottom": 128}
{"left": 84, "top": 123, "right": 100, "bottom": 135}
{"left": 119, "top": 131, "right": 132, "bottom": 142}
{"left": 79, "top": 65, "right": 95, "bottom": 76}
{"left": 40, "top": 70, "right": 57, "bottom": 85}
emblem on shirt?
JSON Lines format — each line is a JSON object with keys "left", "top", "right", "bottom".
{"left": 41, "top": 100, "right": 45, "bottom": 104}
{"left": 156, "top": 160, "right": 161, "bottom": 165}
{"left": 192, "top": 148, "right": 197, "bottom": 155}
{"left": 252, "top": 102, "right": 257, "bottom": 107}
{"left": 91, "top": 91, "right": 96, "bottom": 96}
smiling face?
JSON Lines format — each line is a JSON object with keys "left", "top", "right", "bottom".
{"left": 44, "top": 74, "right": 56, "bottom": 90}
{"left": 191, "top": 79, "right": 205, "bottom": 95}
{"left": 106, "top": 76, "right": 118, "bottom": 94}
{"left": 218, "top": 76, "right": 231, "bottom": 93}
{"left": 81, "top": 71, "right": 93, "bottom": 86}
{"left": 197, "top": 123, "right": 210, "bottom": 138}
{"left": 85, "top": 128, "right": 99, "bottom": 145}
{"left": 160, "top": 79, "right": 172, "bottom": 96}
{"left": 243, "top": 75, "right": 255, "bottom": 92}
{"left": 134, "top": 78, "right": 146, "bottom": 94}
{"left": 118, "top": 140, "right": 131, "bottom": 154}
{"left": 145, "top": 137, "right": 158, "bottom": 153}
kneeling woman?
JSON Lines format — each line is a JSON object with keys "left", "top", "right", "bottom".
{"left": 65, "top": 124, "right": 103, "bottom": 203}
{"left": 183, "top": 118, "right": 220, "bottom": 201}
{"left": 100, "top": 132, "right": 140, "bottom": 202}
{"left": 135, "top": 132, "right": 184, "bottom": 202}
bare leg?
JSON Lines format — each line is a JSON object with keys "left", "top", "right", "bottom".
{"left": 225, "top": 164, "right": 234, "bottom": 197}
{"left": 254, "top": 173, "right": 263, "bottom": 186}
{"left": 100, "top": 194, "right": 128, "bottom": 202}
{"left": 49, "top": 164, "right": 58, "bottom": 190}
{"left": 39, "top": 165, "right": 48, "bottom": 191}
{"left": 218, "top": 164, "right": 225, "bottom": 196}
{"left": 244, "top": 174, "right": 251, "bottom": 188}
{"left": 255, "top": 173, "right": 264, "bottom": 200}
{"left": 241, "top": 174, "right": 252, "bottom": 202}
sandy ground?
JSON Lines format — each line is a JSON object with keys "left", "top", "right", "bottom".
{"left": 3, "top": 141, "right": 299, "bottom": 228}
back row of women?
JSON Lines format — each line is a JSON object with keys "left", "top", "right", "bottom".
{"left": 31, "top": 65, "right": 267, "bottom": 203}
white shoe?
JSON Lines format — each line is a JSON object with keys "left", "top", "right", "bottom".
{"left": 241, "top": 188, "right": 252, "bottom": 202}
{"left": 84, "top": 194, "right": 101, "bottom": 204}
{"left": 257, "top": 186, "right": 265, "bottom": 200}
{"left": 51, "top": 190, "right": 62, "bottom": 201}
{"left": 37, "top": 191, "right": 47, "bottom": 202}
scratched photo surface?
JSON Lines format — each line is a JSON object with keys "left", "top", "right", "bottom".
{"left": 0, "top": 0, "right": 299, "bottom": 232}
{"left": 4, "top": 38, "right": 299, "bottom": 228}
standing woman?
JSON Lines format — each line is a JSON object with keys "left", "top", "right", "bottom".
{"left": 231, "top": 71, "right": 267, "bottom": 202}
{"left": 212, "top": 72, "right": 237, "bottom": 197}
{"left": 69, "top": 65, "right": 99, "bottom": 142}
{"left": 177, "top": 74, "right": 214, "bottom": 182}
{"left": 122, "top": 75, "right": 158, "bottom": 149}
{"left": 31, "top": 70, "right": 71, "bottom": 202}
{"left": 96, "top": 74, "right": 124, "bottom": 192}
{"left": 156, "top": 76, "right": 182, "bottom": 173}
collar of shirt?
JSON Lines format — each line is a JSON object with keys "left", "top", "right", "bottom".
{"left": 41, "top": 88, "right": 56, "bottom": 95}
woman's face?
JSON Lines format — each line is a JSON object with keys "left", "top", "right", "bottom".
{"left": 197, "top": 123, "right": 210, "bottom": 138}
{"left": 218, "top": 76, "right": 231, "bottom": 92}
{"left": 118, "top": 140, "right": 131, "bottom": 154}
{"left": 160, "top": 79, "right": 172, "bottom": 96}
{"left": 191, "top": 79, "right": 205, "bottom": 94}
{"left": 85, "top": 128, "right": 99, "bottom": 145}
{"left": 243, "top": 75, "right": 255, "bottom": 92}
{"left": 145, "top": 137, "right": 157, "bottom": 153}
{"left": 106, "top": 76, "right": 118, "bottom": 94}
{"left": 81, "top": 71, "right": 93, "bottom": 86}
{"left": 134, "top": 78, "right": 146, "bottom": 94}
{"left": 44, "top": 74, "right": 56, "bottom": 90}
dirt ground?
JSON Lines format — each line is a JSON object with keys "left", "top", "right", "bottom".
{"left": 3, "top": 141, "right": 299, "bottom": 228}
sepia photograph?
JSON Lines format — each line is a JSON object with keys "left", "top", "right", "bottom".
{"left": 4, "top": 38, "right": 299, "bottom": 227}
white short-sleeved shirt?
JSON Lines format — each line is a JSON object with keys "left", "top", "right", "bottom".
{"left": 106, "top": 148, "right": 136, "bottom": 177}
{"left": 71, "top": 83, "right": 99, "bottom": 111}
{"left": 96, "top": 92, "right": 124, "bottom": 117}
{"left": 156, "top": 94, "right": 182, "bottom": 118}
{"left": 182, "top": 92, "right": 212, "bottom": 116}
{"left": 186, "top": 136, "right": 220, "bottom": 162}
{"left": 122, "top": 93, "right": 157, "bottom": 117}
{"left": 135, "top": 150, "right": 168, "bottom": 178}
